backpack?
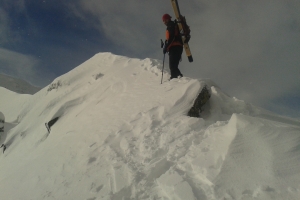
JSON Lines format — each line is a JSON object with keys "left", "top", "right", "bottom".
{"left": 175, "top": 15, "right": 191, "bottom": 43}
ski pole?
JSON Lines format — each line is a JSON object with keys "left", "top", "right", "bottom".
{"left": 161, "top": 53, "right": 165, "bottom": 84}
{"left": 160, "top": 39, "right": 167, "bottom": 84}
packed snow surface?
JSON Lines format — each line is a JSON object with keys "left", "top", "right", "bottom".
{"left": 0, "top": 53, "right": 300, "bottom": 200}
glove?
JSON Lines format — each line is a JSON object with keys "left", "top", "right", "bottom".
{"left": 163, "top": 47, "right": 167, "bottom": 54}
{"left": 163, "top": 40, "right": 168, "bottom": 54}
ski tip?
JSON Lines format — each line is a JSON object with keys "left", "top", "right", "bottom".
{"left": 188, "top": 56, "right": 193, "bottom": 62}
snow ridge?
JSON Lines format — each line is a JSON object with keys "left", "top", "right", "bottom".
{"left": 0, "top": 53, "right": 300, "bottom": 200}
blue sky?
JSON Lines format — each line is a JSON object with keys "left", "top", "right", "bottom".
{"left": 0, "top": 0, "right": 114, "bottom": 84}
{"left": 1, "top": 0, "right": 300, "bottom": 118}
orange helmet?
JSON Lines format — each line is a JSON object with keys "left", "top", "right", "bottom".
{"left": 162, "top": 14, "right": 172, "bottom": 21}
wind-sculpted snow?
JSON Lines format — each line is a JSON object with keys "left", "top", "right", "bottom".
{"left": 0, "top": 53, "right": 300, "bottom": 200}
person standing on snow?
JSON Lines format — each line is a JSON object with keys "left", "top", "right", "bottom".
{"left": 162, "top": 14, "right": 183, "bottom": 80}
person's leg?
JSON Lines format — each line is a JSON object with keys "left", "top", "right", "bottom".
{"left": 169, "top": 48, "right": 177, "bottom": 79}
{"left": 169, "top": 46, "right": 183, "bottom": 79}
{"left": 174, "top": 46, "right": 183, "bottom": 77}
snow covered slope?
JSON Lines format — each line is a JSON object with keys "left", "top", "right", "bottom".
{"left": 0, "top": 73, "right": 41, "bottom": 94}
{"left": 0, "top": 53, "right": 299, "bottom": 200}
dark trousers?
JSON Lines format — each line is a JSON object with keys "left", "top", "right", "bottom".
{"left": 169, "top": 45, "right": 183, "bottom": 79}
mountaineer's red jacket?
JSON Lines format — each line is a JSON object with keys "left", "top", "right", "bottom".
{"left": 165, "top": 20, "right": 183, "bottom": 52}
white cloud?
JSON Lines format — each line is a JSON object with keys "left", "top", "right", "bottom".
{"left": 70, "top": 0, "right": 169, "bottom": 57}
{"left": 186, "top": 0, "right": 300, "bottom": 105}
{"left": 0, "top": 48, "right": 38, "bottom": 72}
{"left": 0, "top": 0, "right": 29, "bottom": 45}
{"left": 0, "top": 48, "right": 54, "bottom": 86}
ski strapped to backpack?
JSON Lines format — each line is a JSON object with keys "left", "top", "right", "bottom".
{"left": 170, "top": 0, "right": 193, "bottom": 62}
{"left": 175, "top": 15, "right": 191, "bottom": 43}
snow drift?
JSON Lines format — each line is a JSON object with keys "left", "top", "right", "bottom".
{"left": 0, "top": 52, "right": 300, "bottom": 200}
